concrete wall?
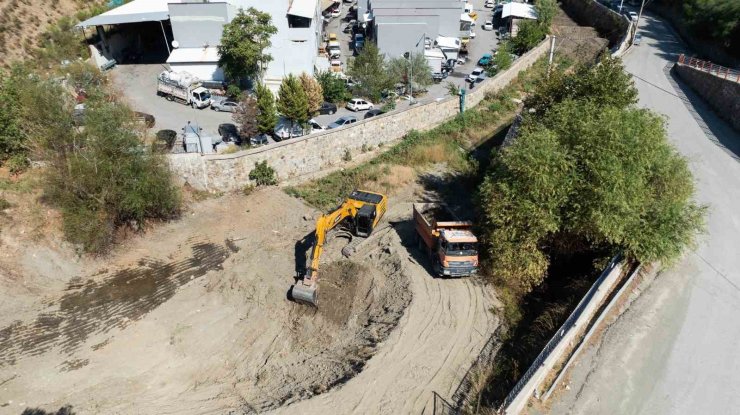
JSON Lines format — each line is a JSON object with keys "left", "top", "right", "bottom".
{"left": 168, "top": 39, "right": 550, "bottom": 192}
{"left": 560, "top": 0, "right": 628, "bottom": 48}
{"left": 673, "top": 63, "right": 740, "bottom": 132}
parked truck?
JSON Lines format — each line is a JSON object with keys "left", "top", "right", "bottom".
{"left": 157, "top": 71, "right": 212, "bottom": 109}
{"left": 413, "top": 203, "right": 479, "bottom": 277}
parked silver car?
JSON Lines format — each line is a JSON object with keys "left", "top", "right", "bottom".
{"left": 211, "top": 99, "right": 240, "bottom": 112}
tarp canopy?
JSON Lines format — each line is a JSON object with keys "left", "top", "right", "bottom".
{"left": 501, "top": 3, "right": 537, "bottom": 20}
{"left": 460, "top": 13, "right": 473, "bottom": 23}
{"left": 77, "top": 0, "right": 180, "bottom": 28}
{"left": 166, "top": 47, "right": 220, "bottom": 63}
{"left": 288, "top": 0, "right": 316, "bottom": 18}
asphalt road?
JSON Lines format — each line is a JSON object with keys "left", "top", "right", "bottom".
{"left": 545, "top": 12, "right": 740, "bottom": 415}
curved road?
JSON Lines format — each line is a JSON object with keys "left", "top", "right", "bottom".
{"left": 547, "top": 13, "right": 740, "bottom": 415}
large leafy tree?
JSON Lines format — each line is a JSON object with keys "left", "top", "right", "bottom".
{"left": 277, "top": 74, "right": 309, "bottom": 130}
{"left": 299, "top": 73, "right": 324, "bottom": 114}
{"left": 349, "top": 42, "right": 394, "bottom": 102}
{"left": 387, "top": 52, "right": 432, "bottom": 93}
{"left": 218, "top": 8, "right": 278, "bottom": 81}
{"left": 525, "top": 55, "right": 638, "bottom": 116}
{"left": 478, "top": 57, "right": 704, "bottom": 295}
{"left": 255, "top": 83, "right": 278, "bottom": 135}
{"left": 316, "top": 71, "right": 351, "bottom": 103}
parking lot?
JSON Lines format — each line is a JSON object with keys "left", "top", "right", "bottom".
{"left": 323, "top": 0, "right": 502, "bottom": 105}
{"left": 111, "top": 0, "right": 505, "bottom": 149}
{"left": 110, "top": 63, "right": 238, "bottom": 143}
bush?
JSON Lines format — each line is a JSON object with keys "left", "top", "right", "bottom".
{"left": 249, "top": 160, "right": 277, "bottom": 186}
{"left": 478, "top": 59, "right": 704, "bottom": 296}
{"left": 226, "top": 84, "right": 242, "bottom": 99}
{"left": 30, "top": 81, "right": 181, "bottom": 253}
{"left": 343, "top": 149, "right": 352, "bottom": 162}
{"left": 316, "top": 71, "right": 351, "bottom": 103}
{"left": 0, "top": 197, "right": 10, "bottom": 210}
{"left": 156, "top": 129, "right": 177, "bottom": 149}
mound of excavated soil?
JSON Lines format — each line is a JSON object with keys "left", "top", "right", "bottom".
{"left": 241, "top": 229, "right": 412, "bottom": 411}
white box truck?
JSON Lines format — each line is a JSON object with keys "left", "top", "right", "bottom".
{"left": 157, "top": 71, "right": 212, "bottom": 109}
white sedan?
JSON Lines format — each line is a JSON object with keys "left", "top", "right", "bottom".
{"left": 483, "top": 21, "right": 494, "bottom": 31}
{"left": 346, "top": 98, "right": 374, "bottom": 111}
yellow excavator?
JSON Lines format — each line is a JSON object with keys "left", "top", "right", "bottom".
{"left": 291, "top": 190, "right": 388, "bottom": 306}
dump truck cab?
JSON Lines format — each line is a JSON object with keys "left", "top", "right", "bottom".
{"left": 413, "top": 202, "right": 479, "bottom": 277}
{"left": 435, "top": 229, "right": 478, "bottom": 276}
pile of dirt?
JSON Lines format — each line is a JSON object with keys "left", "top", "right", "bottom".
{"left": 242, "top": 229, "right": 412, "bottom": 412}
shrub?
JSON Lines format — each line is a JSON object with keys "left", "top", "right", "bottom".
{"left": 226, "top": 84, "right": 242, "bottom": 99}
{"left": 249, "top": 160, "right": 277, "bottom": 186}
{"left": 29, "top": 81, "right": 182, "bottom": 253}
{"left": 0, "top": 197, "right": 10, "bottom": 210}
{"left": 156, "top": 129, "right": 178, "bottom": 149}
{"left": 343, "top": 149, "right": 352, "bottom": 162}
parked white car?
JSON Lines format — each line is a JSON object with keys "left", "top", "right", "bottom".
{"left": 629, "top": 11, "right": 638, "bottom": 21}
{"left": 330, "top": 8, "right": 341, "bottom": 18}
{"left": 346, "top": 98, "right": 374, "bottom": 111}
{"left": 467, "top": 67, "right": 485, "bottom": 83}
{"left": 485, "top": 0, "right": 495, "bottom": 8}
{"left": 483, "top": 21, "right": 494, "bottom": 31}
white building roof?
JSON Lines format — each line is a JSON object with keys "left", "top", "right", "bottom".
{"left": 502, "top": 3, "right": 537, "bottom": 20}
{"left": 460, "top": 13, "right": 473, "bottom": 23}
{"left": 167, "top": 47, "right": 220, "bottom": 63}
{"left": 77, "top": 0, "right": 182, "bottom": 27}
{"left": 288, "top": 0, "right": 316, "bottom": 18}
{"left": 435, "top": 36, "right": 460, "bottom": 49}
{"left": 425, "top": 48, "right": 446, "bottom": 59}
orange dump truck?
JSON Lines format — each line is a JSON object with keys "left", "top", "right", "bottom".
{"left": 413, "top": 203, "right": 479, "bottom": 277}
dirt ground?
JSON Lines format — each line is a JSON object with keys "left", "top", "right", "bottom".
{"left": 0, "top": 177, "right": 497, "bottom": 414}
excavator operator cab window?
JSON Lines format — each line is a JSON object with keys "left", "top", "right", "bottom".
{"left": 356, "top": 204, "right": 376, "bottom": 237}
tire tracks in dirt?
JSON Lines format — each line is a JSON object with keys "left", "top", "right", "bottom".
{"left": 268, "top": 242, "right": 497, "bottom": 415}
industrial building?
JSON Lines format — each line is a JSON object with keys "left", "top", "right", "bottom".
{"left": 78, "top": 0, "right": 324, "bottom": 91}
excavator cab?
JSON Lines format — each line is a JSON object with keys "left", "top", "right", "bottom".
{"left": 291, "top": 189, "right": 387, "bottom": 306}
{"left": 356, "top": 203, "right": 377, "bottom": 237}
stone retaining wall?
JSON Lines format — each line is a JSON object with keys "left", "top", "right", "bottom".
{"left": 673, "top": 63, "right": 740, "bottom": 132}
{"left": 168, "top": 40, "right": 550, "bottom": 192}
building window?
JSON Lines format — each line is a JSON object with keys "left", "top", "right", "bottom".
{"left": 288, "top": 15, "right": 311, "bottom": 28}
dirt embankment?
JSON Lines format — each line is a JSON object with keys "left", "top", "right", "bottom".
{"left": 0, "top": 188, "right": 416, "bottom": 414}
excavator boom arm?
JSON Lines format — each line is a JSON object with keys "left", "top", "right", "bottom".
{"left": 305, "top": 202, "right": 356, "bottom": 285}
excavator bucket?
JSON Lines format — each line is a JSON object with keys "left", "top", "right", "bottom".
{"left": 291, "top": 281, "right": 318, "bottom": 306}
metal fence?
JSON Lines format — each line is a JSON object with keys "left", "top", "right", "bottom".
{"left": 498, "top": 254, "right": 622, "bottom": 410}
{"left": 678, "top": 54, "right": 740, "bottom": 83}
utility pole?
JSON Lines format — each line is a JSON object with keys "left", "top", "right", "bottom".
{"left": 618, "top": 0, "right": 624, "bottom": 14}
{"left": 547, "top": 36, "right": 556, "bottom": 77}
{"left": 634, "top": 0, "right": 650, "bottom": 41}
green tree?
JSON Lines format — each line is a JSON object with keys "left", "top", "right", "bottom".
{"left": 255, "top": 83, "right": 278, "bottom": 135}
{"left": 299, "top": 72, "right": 324, "bottom": 114}
{"left": 525, "top": 55, "right": 638, "bottom": 116}
{"left": 387, "top": 52, "right": 433, "bottom": 93}
{"left": 511, "top": 20, "right": 546, "bottom": 54}
{"left": 24, "top": 76, "right": 181, "bottom": 253}
{"left": 218, "top": 8, "right": 278, "bottom": 81}
{"left": 535, "top": 0, "right": 557, "bottom": 28}
{"left": 349, "top": 42, "right": 394, "bottom": 102}
{"left": 478, "top": 63, "right": 704, "bottom": 296}
{"left": 277, "top": 74, "right": 309, "bottom": 132}
{"left": 316, "top": 71, "right": 351, "bottom": 103}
